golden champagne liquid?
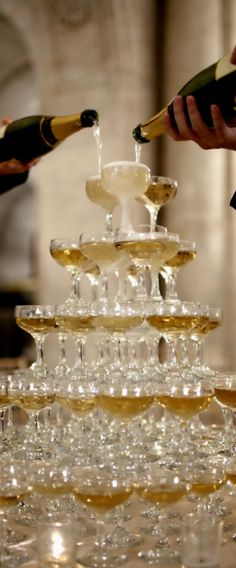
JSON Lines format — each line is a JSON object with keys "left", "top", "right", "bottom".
{"left": 55, "top": 315, "right": 94, "bottom": 333}
{"left": 0, "top": 394, "right": 12, "bottom": 406}
{"left": 16, "top": 317, "right": 58, "bottom": 334}
{"left": 156, "top": 393, "right": 213, "bottom": 420}
{"left": 214, "top": 387, "right": 236, "bottom": 409}
{"left": 85, "top": 176, "right": 118, "bottom": 211}
{"left": 191, "top": 479, "right": 225, "bottom": 496}
{"left": 72, "top": 487, "right": 132, "bottom": 510}
{"left": 164, "top": 250, "right": 197, "bottom": 268}
{"left": 226, "top": 473, "right": 236, "bottom": 485}
{"left": 80, "top": 241, "right": 119, "bottom": 268}
{"left": 191, "top": 315, "right": 209, "bottom": 334}
{"left": 198, "top": 319, "right": 222, "bottom": 335}
{"left": 96, "top": 394, "right": 155, "bottom": 419}
{"left": 18, "top": 394, "right": 55, "bottom": 411}
{"left": 50, "top": 247, "right": 88, "bottom": 268}
{"left": 94, "top": 315, "right": 144, "bottom": 332}
{"left": 0, "top": 491, "right": 29, "bottom": 508}
{"left": 136, "top": 485, "right": 187, "bottom": 505}
{"left": 33, "top": 484, "right": 72, "bottom": 497}
{"left": 115, "top": 239, "right": 168, "bottom": 265}
{"left": 157, "top": 240, "right": 180, "bottom": 269}
{"left": 137, "top": 180, "right": 177, "bottom": 207}
{"left": 148, "top": 315, "right": 198, "bottom": 333}
{"left": 57, "top": 396, "right": 95, "bottom": 413}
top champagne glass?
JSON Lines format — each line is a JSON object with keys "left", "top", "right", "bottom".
{"left": 137, "top": 176, "right": 177, "bottom": 230}
{"left": 101, "top": 161, "right": 151, "bottom": 229}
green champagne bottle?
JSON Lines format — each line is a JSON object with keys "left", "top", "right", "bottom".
{"left": 0, "top": 109, "right": 98, "bottom": 161}
{"left": 133, "top": 54, "right": 236, "bottom": 143}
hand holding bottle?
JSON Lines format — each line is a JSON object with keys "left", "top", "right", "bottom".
{"left": 164, "top": 95, "right": 236, "bottom": 151}
{"left": 164, "top": 46, "right": 236, "bottom": 151}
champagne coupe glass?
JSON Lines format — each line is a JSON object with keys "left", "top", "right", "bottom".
{"left": 56, "top": 376, "right": 97, "bottom": 457}
{"left": 30, "top": 459, "right": 73, "bottom": 516}
{"left": 147, "top": 301, "right": 200, "bottom": 376}
{"left": 214, "top": 374, "right": 236, "bottom": 452}
{"left": 92, "top": 300, "right": 145, "bottom": 380}
{"left": 115, "top": 224, "right": 175, "bottom": 302}
{"left": 72, "top": 466, "right": 133, "bottom": 567}
{"left": 55, "top": 303, "right": 95, "bottom": 378}
{"left": 136, "top": 466, "right": 189, "bottom": 564}
{"left": 190, "top": 456, "right": 226, "bottom": 517}
{"left": 85, "top": 174, "right": 119, "bottom": 232}
{"left": 190, "top": 306, "right": 223, "bottom": 376}
{"left": 136, "top": 175, "right": 178, "bottom": 230}
{"left": 156, "top": 379, "right": 214, "bottom": 460}
{"left": 101, "top": 160, "right": 151, "bottom": 229}
{"left": 80, "top": 230, "right": 125, "bottom": 310}
{"left": 50, "top": 237, "right": 98, "bottom": 305}
{"left": 15, "top": 305, "right": 58, "bottom": 379}
{"left": 0, "top": 459, "right": 32, "bottom": 558}
{"left": 160, "top": 239, "right": 197, "bottom": 303}
{"left": 15, "top": 371, "right": 55, "bottom": 459}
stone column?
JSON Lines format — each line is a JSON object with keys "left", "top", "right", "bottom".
{"left": 161, "top": 0, "right": 236, "bottom": 369}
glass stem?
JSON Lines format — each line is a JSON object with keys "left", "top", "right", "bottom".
{"left": 73, "top": 335, "right": 87, "bottom": 369}
{"left": 161, "top": 269, "right": 179, "bottom": 302}
{"left": 33, "top": 335, "right": 45, "bottom": 366}
{"left": 105, "top": 210, "right": 113, "bottom": 232}
{"left": 150, "top": 267, "right": 162, "bottom": 301}
{"left": 191, "top": 336, "right": 204, "bottom": 367}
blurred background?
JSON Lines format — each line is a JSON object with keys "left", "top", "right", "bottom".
{"left": 0, "top": 0, "right": 235, "bottom": 370}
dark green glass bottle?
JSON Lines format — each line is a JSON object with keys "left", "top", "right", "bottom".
{"left": 0, "top": 109, "right": 98, "bottom": 161}
{"left": 133, "top": 54, "right": 236, "bottom": 143}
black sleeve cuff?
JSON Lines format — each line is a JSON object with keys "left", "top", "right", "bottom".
{"left": 0, "top": 171, "right": 29, "bottom": 196}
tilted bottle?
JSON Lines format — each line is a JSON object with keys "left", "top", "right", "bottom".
{"left": 133, "top": 53, "right": 236, "bottom": 143}
{"left": 0, "top": 109, "right": 99, "bottom": 162}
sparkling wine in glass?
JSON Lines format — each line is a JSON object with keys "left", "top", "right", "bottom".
{"left": 50, "top": 237, "right": 98, "bottom": 305}
{"left": 15, "top": 305, "right": 58, "bottom": 379}
{"left": 85, "top": 174, "right": 118, "bottom": 232}
{"left": 137, "top": 175, "right": 177, "bottom": 230}
{"left": 160, "top": 239, "right": 197, "bottom": 303}
{"left": 73, "top": 467, "right": 132, "bottom": 567}
{"left": 101, "top": 160, "right": 151, "bottom": 229}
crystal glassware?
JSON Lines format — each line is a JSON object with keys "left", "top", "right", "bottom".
{"left": 115, "top": 224, "right": 175, "bottom": 302}
{"left": 160, "top": 239, "right": 197, "bottom": 303}
{"left": 136, "top": 175, "right": 177, "bottom": 230}
{"left": 15, "top": 305, "right": 58, "bottom": 379}
{"left": 50, "top": 237, "right": 98, "bottom": 305}
{"left": 85, "top": 174, "right": 118, "bottom": 232}
{"left": 72, "top": 466, "right": 133, "bottom": 567}
{"left": 101, "top": 160, "right": 151, "bottom": 229}
{"left": 80, "top": 230, "right": 125, "bottom": 309}
{"left": 136, "top": 466, "right": 189, "bottom": 564}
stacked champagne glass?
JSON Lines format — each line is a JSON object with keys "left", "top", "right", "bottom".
{"left": 1, "top": 160, "right": 235, "bottom": 568}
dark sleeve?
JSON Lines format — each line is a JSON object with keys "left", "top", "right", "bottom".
{"left": 0, "top": 171, "right": 29, "bottom": 196}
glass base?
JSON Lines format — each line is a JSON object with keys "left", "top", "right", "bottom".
{"left": 106, "top": 527, "right": 143, "bottom": 548}
{"left": 138, "top": 546, "right": 181, "bottom": 564}
{"left": 77, "top": 547, "right": 127, "bottom": 567}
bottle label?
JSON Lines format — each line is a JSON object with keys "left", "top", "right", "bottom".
{"left": 0, "top": 124, "right": 7, "bottom": 139}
